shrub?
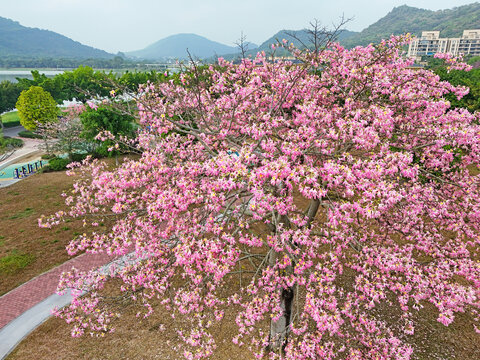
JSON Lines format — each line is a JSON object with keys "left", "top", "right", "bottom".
{"left": 1, "top": 111, "right": 22, "bottom": 128}
{"left": 18, "top": 130, "right": 43, "bottom": 139}
{"left": 86, "top": 147, "right": 108, "bottom": 159}
{"left": 69, "top": 152, "right": 88, "bottom": 162}
{"left": 41, "top": 153, "right": 56, "bottom": 160}
{"left": 45, "top": 157, "right": 69, "bottom": 172}
{"left": 4, "top": 137, "right": 23, "bottom": 148}
{"left": 15, "top": 86, "right": 57, "bottom": 131}
{"left": 0, "top": 136, "right": 23, "bottom": 149}
{"left": 3, "top": 120, "right": 21, "bottom": 128}
{"left": 92, "top": 145, "right": 110, "bottom": 158}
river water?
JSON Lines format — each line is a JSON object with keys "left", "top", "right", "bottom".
{"left": 0, "top": 70, "right": 65, "bottom": 83}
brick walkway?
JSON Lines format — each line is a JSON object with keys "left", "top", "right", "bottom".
{"left": 0, "top": 251, "right": 117, "bottom": 329}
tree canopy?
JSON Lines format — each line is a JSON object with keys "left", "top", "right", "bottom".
{"left": 0, "top": 80, "right": 22, "bottom": 129}
{"left": 79, "top": 104, "right": 135, "bottom": 157}
{"left": 42, "top": 37, "right": 480, "bottom": 360}
{"left": 13, "top": 66, "right": 170, "bottom": 105}
{"left": 426, "top": 57, "right": 480, "bottom": 113}
{"left": 0, "top": 80, "right": 22, "bottom": 114}
{"left": 15, "top": 86, "right": 57, "bottom": 130}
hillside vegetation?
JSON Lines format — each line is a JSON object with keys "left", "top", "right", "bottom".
{"left": 0, "top": 17, "right": 113, "bottom": 59}
{"left": 341, "top": 3, "right": 480, "bottom": 48}
{"left": 218, "top": 28, "right": 357, "bottom": 61}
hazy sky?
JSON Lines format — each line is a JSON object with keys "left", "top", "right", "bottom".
{"left": 0, "top": 0, "right": 477, "bottom": 53}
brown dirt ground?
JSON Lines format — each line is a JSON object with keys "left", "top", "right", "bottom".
{"left": 7, "top": 277, "right": 261, "bottom": 360}
{"left": 6, "top": 273, "right": 480, "bottom": 360}
{"left": 3, "top": 163, "right": 480, "bottom": 359}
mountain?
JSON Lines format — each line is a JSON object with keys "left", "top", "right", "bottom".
{"left": 340, "top": 3, "right": 480, "bottom": 48}
{"left": 0, "top": 17, "right": 114, "bottom": 59}
{"left": 126, "top": 34, "right": 240, "bottom": 60}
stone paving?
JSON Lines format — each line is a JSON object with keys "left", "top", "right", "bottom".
{"left": 0, "top": 251, "right": 116, "bottom": 330}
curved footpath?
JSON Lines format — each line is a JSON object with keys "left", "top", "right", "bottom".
{"left": 0, "top": 129, "right": 43, "bottom": 188}
{"left": 0, "top": 248, "right": 136, "bottom": 359}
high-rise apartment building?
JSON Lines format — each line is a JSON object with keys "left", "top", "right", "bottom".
{"left": 407, "top": 30, "right": 480, "bottom": 59}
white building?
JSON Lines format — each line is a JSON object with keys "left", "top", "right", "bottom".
{"left": 407, "top": 30, "right": 480, "bottom": 59}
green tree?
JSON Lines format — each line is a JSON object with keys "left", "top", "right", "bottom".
{"left": 117, "top": 70, "right": 168, "bottom": 92}
{"left": 15, "top": 86, "right": 58, "bottom": 130}
{"left": 16, "top": 71, "right": 66, "bottom": 104}
{"left": 79, "top": 105, "right": 135, "bottom": 157}
{"left": 60, "top": 66, "right": 112, "bottom": 103}
{"left": 0, "top": 81, "right": 22, "bottom": 130}
{"left": 426, "top": 57, "right": 480, "bottom": 113}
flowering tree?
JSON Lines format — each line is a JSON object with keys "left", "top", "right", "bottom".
{"left": 36, "top": 104, "right": 88, "bottom": 158}
{"left": 41, "top": 36, "right": 480, "bottom": 359}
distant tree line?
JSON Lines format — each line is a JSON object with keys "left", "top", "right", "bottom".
{"left": 0, "top": 66, "right": 172, "bottom": 117}
{"left": 0, "top": 65, "right": 182, "bottom": 165}
{"left": 0, "top": 55, "right": 174, "bottom": 70}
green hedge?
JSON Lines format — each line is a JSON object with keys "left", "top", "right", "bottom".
{"left": 41, "top": 153, "right": 56, "bottom": 160}
{"left": 18, "top": 130, "right": 42, "bottom": 139}
{"left": 0, "top": 136, "right": 23, "bottom": 149}
{"left": 3, "top": 120, "right": 21, "bottom": 128}
{"left": 69, "top": 152, "right": 88, "bottom": 162}
{"left": 1, "top": 112, "right": 21, "bottom": 128}
{"left": 42, "top": 157, "right": 69, "bottom": 172}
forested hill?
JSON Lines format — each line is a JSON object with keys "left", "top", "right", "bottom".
{"left": 340, "top": 3, "right": 480, "bottom": 48}
{"left": 126, "top": 34, "right": 242, "bottom": 60}
{"left": 0, "top": 17, "right": 114, "bottom": 59}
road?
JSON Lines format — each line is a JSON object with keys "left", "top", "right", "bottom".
{"left": 2, "top": 126, "right": 25, "bottom": 138}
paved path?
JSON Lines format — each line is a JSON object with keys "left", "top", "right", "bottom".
{"left": 0, "top": 137, "right": 43, "bottom": 172}
{"left": 0, "top": 293, "right": 77, "bottom": 359}
{"left": 2, "top": 126, "right": 24, "bottom": 138}
{"left": 0, "top": 136, "right": 44, "bottom": 188}
{"left": 0, "top": 252, "right": 117, "bottom": 329}
{"left": 0, "top": 250, "right": 125, "bottom": 359}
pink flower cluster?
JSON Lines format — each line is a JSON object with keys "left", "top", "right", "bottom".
{"left": 434, "top": 53, "right": 472, "bottom": 72}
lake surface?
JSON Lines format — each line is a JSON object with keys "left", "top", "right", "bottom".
{"left": 0, "top": 70, "right": 65, "bottom": 83}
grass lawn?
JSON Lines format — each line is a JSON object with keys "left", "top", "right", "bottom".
{"left": 0, "top": 158, "right": 126, "bottom": 296}
{"left": 0, "top": 171, "right": 91, "bottom": 295}
{"left": 1, "top": 111, "right": 21, "bottom": 128}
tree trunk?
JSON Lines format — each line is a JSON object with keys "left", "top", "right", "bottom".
{"left": 43, "top": 135, "right": 51, "bottom": 155}
{"left": 269, "top": 286, "right": 295, "bottom": 351}
{"left": 268, "top": 242, "right": 295, "bottom": 352}
{"left": 306, "top": 198, "right": 320, "bottom": 228}
{"left": 268, "top": 199, "right": 320, "bottom": 351}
